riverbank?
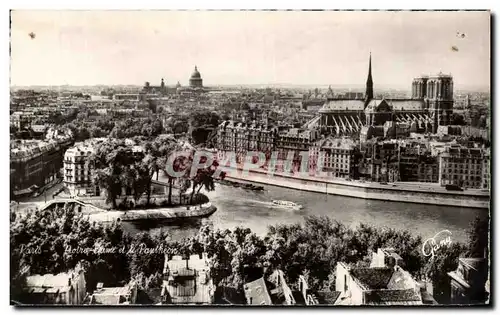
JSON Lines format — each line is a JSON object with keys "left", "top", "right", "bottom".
{"left": 88, "top": 202, "right": 217, "bottom": 223}
{"left": 225, "top": 168, "right": 490, "bottom": 209}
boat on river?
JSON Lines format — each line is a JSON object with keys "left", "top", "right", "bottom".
{"left": 216, "top": 179, "right": 264, "bottom": 191}
{"left": 118, "top": 203, "right": 217, "bottom": 222}
{"left": 271, "top": 200, "right": 303, "bottom": 211}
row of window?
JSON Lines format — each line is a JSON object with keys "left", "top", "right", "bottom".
{"left": 441, "top": 174, "right": 482, "bottom": 181}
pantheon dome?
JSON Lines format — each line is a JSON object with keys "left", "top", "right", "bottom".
{"left": 189, "top": 66, "right": 203, "bottom": 88}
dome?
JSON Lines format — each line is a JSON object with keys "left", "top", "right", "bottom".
{"left": 190, "top": 66, "right": 201, "bottom": 79}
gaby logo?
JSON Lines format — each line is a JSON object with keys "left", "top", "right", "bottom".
{"left": 422, "top": 230, "right": 453, "bottom": 259}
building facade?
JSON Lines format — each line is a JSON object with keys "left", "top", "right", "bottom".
{"left": 309, "top": 137, "right": 357, "bottom": 178}
{"left": 161, "top": 254, "right": 215, "bottom": 305}
{"left": 438, "top": 146, "right": 488, "bottom": 189}
{"left": 63, "top": 141, "right": 101, "bottom": 197}
{"left": 334, "top": 248, "right": 425, "bottom": 305}
{"left": 314, "top": 54, "right": 453, "bottom": 136}
{"left": 10, "top": 139, "right": 70, "bottom": 196}
{"left": 22, "top": 268, "right": 86, "bottom": 305}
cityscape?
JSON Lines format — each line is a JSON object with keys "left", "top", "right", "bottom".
{"left": 9, "top": 10, "right": 490, "bottom": 306}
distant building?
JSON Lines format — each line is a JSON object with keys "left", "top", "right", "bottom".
{"left": 438, "top": 146, "right": 488, "bottom": 189}
{"left": 161, "top": 254, "right": 215, "bottom": 305}
{"left": 142, "top": 78, "right": 174, "bottom": 95}
{"left": 448, "top": 258, "right": 488, "bottom": 304}
{"left": 362, "top": 140, "right": 399, "bottom": 182}
{"left": 216, "top": 120, "right": 278, "bottom": 163}
{"left": 189, "top": 66, "right": 203, "bottom": 88}
{"left": 309, "top": 137, "right": 357, "bottom": 178}
{"left": 10, "top": 139, "right": 68, "bottom": 197}
{"left": 89, "top": 281, "right": 138, "bottom": 305}
{"left": 315, "top": 54, "right": 453, "bottom": 135}
{"left": 62, "top": 138, "right": 145, "bottom": 197}
{"left": 482, "top": 149, "right": 490, "bottom": 190}
{"left": 399, "top": 142, "right": 439, "bottom": 183}
{"left": 63, "top": 140, "right": 102, "bottom": 196}
{"left": 11, "top": 111, "right": 36, "bottom": 130}
{"left": 20, "top": 268, "right": 86, "bottom": 305}
{"left": 113, "top": 93, "right": 143, "bottom": 101}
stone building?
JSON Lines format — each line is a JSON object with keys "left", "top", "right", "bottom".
{"left": 334, "top": 248, "right": 428, "bottom": 305}
{"left": 10, "top": 139, "right": 70, "bottom": 197}
{"left": 309, "top": 137, "right": 358, "bottom": 178}
{"left": 313, "top": 54, "right": 453, "bottom": 135}
{"left": 20, "top": 268, "right": 87, "bottom": 305}
{"left": 438, "top": 146, "right": 488, "bottom": 189}
{"left": 189, "top": 66, "right": 203, "bottom": 88}
{"left": 161, "top": 254, "right": 215, "bottom": 305}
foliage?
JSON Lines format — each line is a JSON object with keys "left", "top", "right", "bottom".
{"left": 466, "top": 215, "right": 489, "bottom": 258}
{"left": 10, "top": 205, "right": 131, "bottom": 296}
{"left": 423, "top": 242, "right": 466, "bottom": 304}
{"left": 12, "top": 210, "right": 478, "bottom": 304}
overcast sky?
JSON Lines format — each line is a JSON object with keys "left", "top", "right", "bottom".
{"left": 10, "top": 10, "right": 490, "bottom": 88}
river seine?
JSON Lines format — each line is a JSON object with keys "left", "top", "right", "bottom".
{"left": 121, "top": 183, "right": 487, "bottom": 244}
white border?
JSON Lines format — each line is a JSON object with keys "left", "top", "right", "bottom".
{"left": 1, "top": 1, "right": 497, "bottom": 315}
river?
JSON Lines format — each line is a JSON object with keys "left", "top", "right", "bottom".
{"left": 121, "top": 182, "right": 487, "bottom": 244}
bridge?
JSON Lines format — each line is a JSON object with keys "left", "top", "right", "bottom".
{"left": 38, "top": 198, "right": 103, "bottom": 213}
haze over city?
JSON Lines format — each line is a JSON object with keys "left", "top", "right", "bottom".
{"left": 11, "top": 10, "right": 490, "bottom": 90}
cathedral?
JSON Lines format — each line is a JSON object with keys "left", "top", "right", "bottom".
{"left": 314, "top": 54, "right": 454, "bottom": 136}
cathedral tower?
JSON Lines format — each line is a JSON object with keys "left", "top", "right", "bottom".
{"left": 365, "top": 53, "right": 374, "bottom": 107}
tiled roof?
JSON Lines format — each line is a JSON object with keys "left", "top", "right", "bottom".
{"left": 91, "top": 288, "right": 129, "bottom": 305}
{"left": 389, "top": 99, "right": 426, "bottom": 111}
{"left": 26, "top": 273, "right": 73, "bottom": 292}
{"left": 364, "top": 289, "right": 422, "bottom": 305}
{"left": 315, "top": 291, "right": 341, "bottom": 305}
{"left": 350, "top": 267, "right": 394, "bottom": 290}
{"left": 319, "top": 100, "right": 365, "bottom": 112}
{"left": 163, "top": 254, "right": 214, "bottom": 304}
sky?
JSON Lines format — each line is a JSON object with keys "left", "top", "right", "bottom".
{"left": 10, "top": 10, "right": 490, "bottom": 89}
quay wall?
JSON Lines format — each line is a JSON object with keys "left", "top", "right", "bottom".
{"left": 226, "top": 169, "right": 490, "bottom": 209}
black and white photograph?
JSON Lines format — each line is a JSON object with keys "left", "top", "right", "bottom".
{"left": 8, "top": 9, "right": 491, "bottom": 306}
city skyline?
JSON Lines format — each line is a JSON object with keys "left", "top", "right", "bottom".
{"left": 10, "top": 11, "right": 490, "bottom": 89}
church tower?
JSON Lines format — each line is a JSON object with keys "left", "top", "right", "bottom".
{"left": 365, "top": 53, "right": 374, "bottom": 107}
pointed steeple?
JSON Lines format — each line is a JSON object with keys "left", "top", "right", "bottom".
{"left": 365, "top": 52, "right": 373, "bottom": 101}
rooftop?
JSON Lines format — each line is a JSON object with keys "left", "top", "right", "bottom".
{"left": 90, "top": 286, "right": 133, "bottom": 305}
{"left": 364, "top": 289, "right": 422, "bottom": 305}
{"left": 350, "top": 267, "right": 394, "bottom": 290}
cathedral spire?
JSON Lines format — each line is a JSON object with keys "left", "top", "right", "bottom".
{"left": 365, "top": 52, "right": 373, "bottom": 102}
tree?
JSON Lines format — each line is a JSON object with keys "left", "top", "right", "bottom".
{"left": 10, "top": 205, "right": 131, "bottom": 295}
{"left": 90, "top": 141, "right": 140, "bottom": 208}
{"left": 142, "top": 136, "right": 176, "bottom": 205}
{"left": 467, "top": 215, "right": 489, "bottom": 258}
{"left": 188, "top": 157, "right": 220, "bottom": 204}
{"left": 424, "top": 243, "right": 466, "bottom": 304}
